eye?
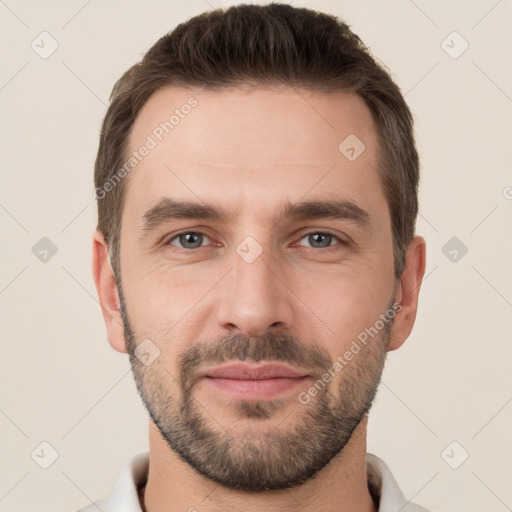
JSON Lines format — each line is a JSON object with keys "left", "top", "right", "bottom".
{"left": 297, "top": 231, "right": 345, "bottom": 249}
{"left": 167, "top": 231, "right": 213, "bottom": 249}
{"left": 164, "top": 230, "right": 347, "bottom": 251}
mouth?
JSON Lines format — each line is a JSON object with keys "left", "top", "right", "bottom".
{"left": 198, "top": 362, "right": 311, "bottom": 400}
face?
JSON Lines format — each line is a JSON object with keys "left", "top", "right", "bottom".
{"left": 114, "top": 85, "right": 400, "bottom": 491}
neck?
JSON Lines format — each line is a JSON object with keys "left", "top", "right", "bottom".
{"left": 139, "top": 417, "right": 377, "bottom": 512}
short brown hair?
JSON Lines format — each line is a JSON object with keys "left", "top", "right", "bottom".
{"left": 94, "top": 3, "right": 419, "bottom": 280}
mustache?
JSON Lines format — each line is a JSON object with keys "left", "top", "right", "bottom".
{"left": 178, "top": 332, "right": 333, "bottom": 391}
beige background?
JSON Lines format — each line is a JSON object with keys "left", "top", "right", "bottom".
{"left": 1, "top": 1, "right": 511, "bottom": 511}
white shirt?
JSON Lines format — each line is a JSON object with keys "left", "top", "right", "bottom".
{"left": 75, "top": 452, "right": 435, "bottom": 512}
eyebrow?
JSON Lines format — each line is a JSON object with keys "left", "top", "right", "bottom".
{"left": 140, "top": 197, "right": 372, "bottom": 233}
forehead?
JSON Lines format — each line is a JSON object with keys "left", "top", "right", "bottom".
{"left": 123, "top": 85, "right": 385, "bottom": 225}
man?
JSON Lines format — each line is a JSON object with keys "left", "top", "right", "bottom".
{"left": 84, "top": 3, "right": 429, "bottom": 511}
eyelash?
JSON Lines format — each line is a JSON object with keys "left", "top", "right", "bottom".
{"left": 164, "top": 230, "right": 348, "bottom": 251}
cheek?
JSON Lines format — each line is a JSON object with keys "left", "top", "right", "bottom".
{"left": 121, "top": 260, "right": 221, "bottom": 337}
{"left": 291, "top": 263, "right": 390, "bottom": 353}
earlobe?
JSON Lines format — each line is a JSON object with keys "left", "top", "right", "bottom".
{"left": 388, "top": 236, "right": 426, "bottom": 351}
{"left": 91, "top": 231, "right": 128, "bottom": 354}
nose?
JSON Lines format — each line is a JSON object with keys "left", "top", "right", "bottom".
{"left": 216, "top": 244, "right": 294, "bottom": 338}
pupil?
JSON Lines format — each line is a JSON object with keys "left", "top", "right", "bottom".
{"left": 183, "top": 233, "right": 201, "bottom": 248}
{"left": 311, "top": 233, "right": 330, "bottom": 247}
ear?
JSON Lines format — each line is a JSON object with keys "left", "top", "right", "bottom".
{"left": 388, "top": 236, "right": 426, "bottom": 351}
{"left": 92, "top": 230, "right": 127, "bottom": 354}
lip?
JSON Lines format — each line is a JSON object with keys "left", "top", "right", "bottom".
{"left": 199, "top": 362, "right": 309, "bottom": 380}
{"left": 199, "top": 363, "right": 310, "bottom": 400}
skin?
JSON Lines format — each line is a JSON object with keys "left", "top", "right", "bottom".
{"left": 92, "top": 85, "right": 426, "bottom": 512}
